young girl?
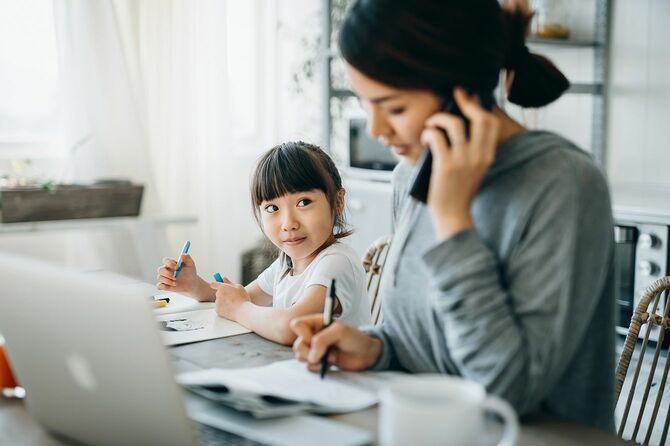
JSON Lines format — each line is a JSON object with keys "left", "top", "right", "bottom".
{"left": 156, "top": 141, "right": 371, "bottom": 345}
{"left": 291, "top": 0, "right": 615, "bottom": 433}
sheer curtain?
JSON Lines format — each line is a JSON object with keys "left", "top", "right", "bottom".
{"left": 137, "top": 0, "right": 282, "bottom": 279}
{"left": 52, "top": 0, "right": 284, "bottom": 280}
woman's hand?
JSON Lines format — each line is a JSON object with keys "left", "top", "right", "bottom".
{"left": 421, "top": 87, "right": 501, "bottom": 241}
{"left": 290, "top": 315, "right": 382, "bottom": 373}
{"left": 211, "top": 277, "right": 251, "bottom": 321}
{"left": 156, "top": 254, "right": 214, "bottom": 302}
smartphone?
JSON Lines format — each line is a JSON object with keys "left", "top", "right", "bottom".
{"left": 408, "top": 91, "right": 493, "bottom": 203}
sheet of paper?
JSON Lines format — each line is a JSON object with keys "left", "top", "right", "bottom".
{"left": 150, "top": 290, "right": 215, "bottom": 315}
{"left": 156, "top": 308, "right": 250, "bottom": 346}
{"left": 88, "top": 272, "right": 215, "bottom": 315}
{"left": 177, "top": 359, "right": 404, "bottom": 413}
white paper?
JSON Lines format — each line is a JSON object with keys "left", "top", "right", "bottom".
{"left": 177, "top": 359, "right": 403, "bottom": 413}
{"left": 97, "top": 274, "right": 215, "bottom": 315}
{"left": 151, "top": 291, "right": 215, "bottom": 315}
{"left": 156, "top": 308, "right": 250, "bottom": 346}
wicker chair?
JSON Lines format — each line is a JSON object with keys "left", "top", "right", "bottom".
{"left": 361, "top": 235, "right": 391, "bottom": 326}
{"left": 616, "top": 275, "right": 670, "bottom": 445}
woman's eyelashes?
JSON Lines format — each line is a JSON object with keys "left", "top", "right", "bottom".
{"left": 388, "top": 106, "right": 406, "bottom": 115}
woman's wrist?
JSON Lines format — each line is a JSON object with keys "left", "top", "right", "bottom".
{"left": 364, "top": 335, "right": 383, "bottom": 369}
{"left": 431, "top": 210, "right": 473, "bottom": 241}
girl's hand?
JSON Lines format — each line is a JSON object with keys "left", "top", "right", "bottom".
{"left": 211, "top": 278, "right": 251, "bottom": 320}
{"left": 290, "top": 315, "right": 382, "bottom": 372}
{"left": 156, "top": 254, "right": 214, "bottom": 302}
{"left": 421, "top": 87, "right": 501, "bottom": 241}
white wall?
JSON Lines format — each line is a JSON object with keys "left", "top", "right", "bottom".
{"left": 607, "top": 0, "right": 670, "bottom": 191}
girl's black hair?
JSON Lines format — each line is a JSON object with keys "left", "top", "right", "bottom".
{"left": 251, "top": 141, "right": 352, "bottom": 241}
{"left": 338, "top": 0, "right": 569, "bottom": 108}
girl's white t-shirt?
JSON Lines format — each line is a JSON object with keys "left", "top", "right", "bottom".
{"left": 255, "top": 242, "right": 372, "bottom": 328}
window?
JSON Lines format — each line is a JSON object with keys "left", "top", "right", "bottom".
{"left": 0, "top": 0, "right": 60, "bottom": 156}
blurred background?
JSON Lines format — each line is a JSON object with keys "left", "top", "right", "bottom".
{"left": 0, "top": 0, "right": 668, "bottom": 286}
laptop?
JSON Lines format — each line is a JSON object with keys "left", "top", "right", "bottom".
{"left": 0, "top": 253, "right": 373, "bottom": 446}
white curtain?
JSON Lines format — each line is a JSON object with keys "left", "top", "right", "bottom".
{"left": 50, "top": 0, "right": 287, "bottom": 281}
{"left": 46, "top": 0, "right": 324, "bottom": 282}
{"left": 136, "top": 0, "right": 284, "bottom": 280}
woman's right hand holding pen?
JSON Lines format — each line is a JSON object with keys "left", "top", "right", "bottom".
{"left": 156, "top": 254, "right": 215, "bottom": 302}
{"left": 290, "top": 315, "right": 383, "bottom": 373}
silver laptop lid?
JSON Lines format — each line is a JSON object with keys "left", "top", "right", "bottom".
{"left": 0, "top": 253, "right": 197, "bottom": 446}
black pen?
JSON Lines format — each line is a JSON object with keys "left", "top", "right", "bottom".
{"left": 320, "top": 279, "right": 336, "bottom": 379}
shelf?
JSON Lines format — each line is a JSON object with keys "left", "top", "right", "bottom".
{"left": 527, "top": 37, "right": 602, "bottom": 48}
{"left": 331, "top": 88, "right": 356, "bottom": 99}
{"left": 566, "top": 83, "right": 603, "bottom": 95}
{"left": 323, "top": 0, "right": 612, "bottom": 167}
{"left": 0, "top": 214, "right": 198, "bottom": 234}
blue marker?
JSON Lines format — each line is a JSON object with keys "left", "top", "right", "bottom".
{"left": 173, "top": 240, "right": 191, "bottom": 278}
{"left": 213, "top": 272, "right": 224, "bottom": 283}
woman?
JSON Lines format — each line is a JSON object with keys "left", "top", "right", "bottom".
{"left": 291, "top": 0, "right": 615, "bottom": 431}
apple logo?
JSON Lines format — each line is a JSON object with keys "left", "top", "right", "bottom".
{"left": 65, "top": 353, "right": 98, "bottom": 392}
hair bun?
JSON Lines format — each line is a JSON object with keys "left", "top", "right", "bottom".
{"left": 503, "top": 7, "right": 531, "bottom": 71}
{"left": 508, "top": 53, "right": 570, "bottom": 107}
{"left": 502, "top": 6, "right": 570, "bottom": 108}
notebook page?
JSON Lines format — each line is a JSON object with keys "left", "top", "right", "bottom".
{"left": 177, "top": 359, "right": 403, "bottom": 412}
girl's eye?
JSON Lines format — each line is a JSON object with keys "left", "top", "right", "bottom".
{"left": 264, "top": 204, "right": 279, "bottom": 213}
{"left": 297, "top": 198, "right": 312, "bottom": 207}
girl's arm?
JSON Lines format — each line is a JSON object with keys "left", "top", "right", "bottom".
{"left": 245, "top": 281, "right": 273, "bottom": 306}
{"left": 213, "top": 282, "right": 329, "bottom": 345}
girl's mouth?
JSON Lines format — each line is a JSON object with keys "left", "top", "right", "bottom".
{"left": 283, "top": 236, "right": 306, "bottom": 246}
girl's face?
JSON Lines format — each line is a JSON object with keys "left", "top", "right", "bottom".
{"left": 260, "top": 189, "right": 335, "bottom": 271}
{"left": 346, "top": 63, "right": 442, "bottom": 165}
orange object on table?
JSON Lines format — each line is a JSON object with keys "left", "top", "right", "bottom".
{"left": 0, "top": 344, "right": 18, "bottom": 389}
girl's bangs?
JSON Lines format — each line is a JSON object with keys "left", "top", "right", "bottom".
{"left": 252, "top": 148, "right": 329, "bottom": 205}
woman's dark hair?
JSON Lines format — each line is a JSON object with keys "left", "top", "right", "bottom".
{"left": 251, "top": 141, "right": 352, "bottom": 241}
{"left": 338, "top": 0, "right": 569, "bottom": 108}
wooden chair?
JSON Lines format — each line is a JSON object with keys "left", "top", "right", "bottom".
{"left": 361, "top": 235, "right": 391, "bottom": 326}
{"left": 616, "top": 276, "right": 670, "bottom": 445}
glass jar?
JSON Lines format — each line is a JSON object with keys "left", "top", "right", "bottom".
{"left": 531, "top": 0, "right": 570, "bottom": 39}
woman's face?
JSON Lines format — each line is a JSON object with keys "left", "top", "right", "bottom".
{"left": 346, "top": 63, "right": 441, "bottom": 165}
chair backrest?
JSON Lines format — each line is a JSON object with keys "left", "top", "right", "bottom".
{"left": 361, "top": 235, "right": 391, "bottom": 326}
{"left": 615, "top": 276, "right": 670, "bottom": 445}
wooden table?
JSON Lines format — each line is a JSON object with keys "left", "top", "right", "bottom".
{"left": 0, "top": 333, "right": 630, "bottom": 445}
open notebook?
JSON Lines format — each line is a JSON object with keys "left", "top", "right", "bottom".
{"left": 177, "top": 359, "right": 405, "bottom": 418}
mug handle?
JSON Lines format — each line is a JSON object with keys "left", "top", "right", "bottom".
{"left": 481, "top": 395, "right": 520, "bottom": 446}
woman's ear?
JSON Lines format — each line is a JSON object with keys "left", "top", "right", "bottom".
{"left": 336, "top": 189, "right": 346, "bottom": 215}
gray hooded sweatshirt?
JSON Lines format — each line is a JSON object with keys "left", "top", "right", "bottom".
{"left": 365, "top": 130, "right": 615, "bottom": 432}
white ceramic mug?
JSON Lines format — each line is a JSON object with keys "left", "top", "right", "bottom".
{"left": 379, "top": 375, "right": 519, "bottom": 446}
